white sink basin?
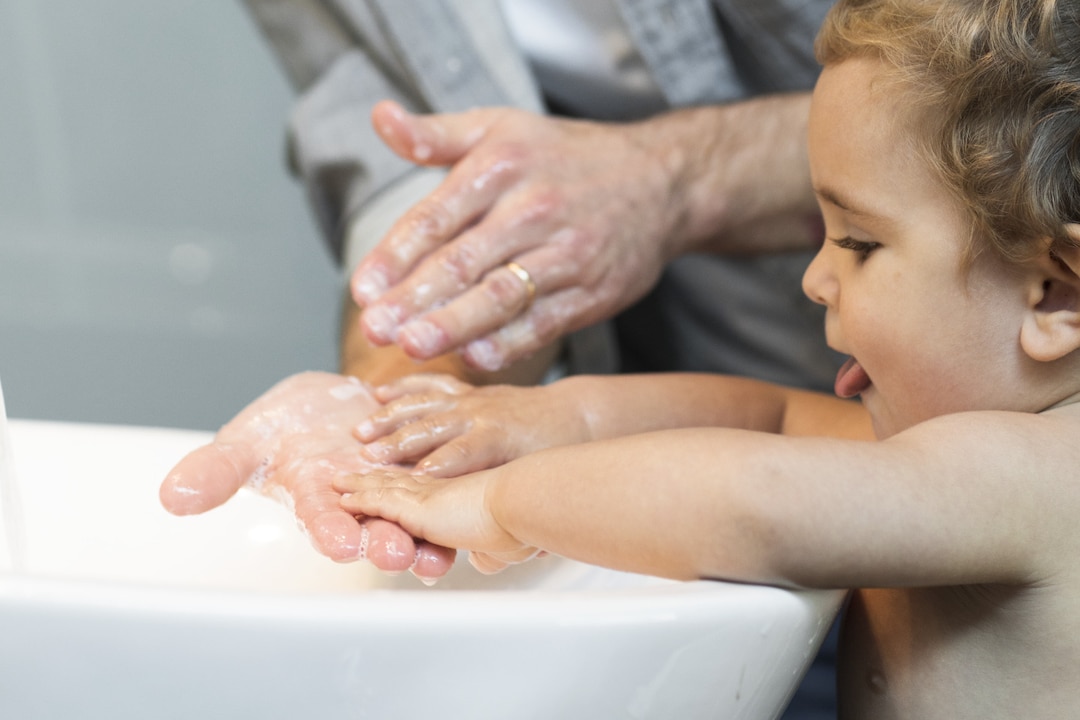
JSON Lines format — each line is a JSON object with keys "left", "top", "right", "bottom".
{"left": 0, "top": 419, "right": 842, "bottom": 719}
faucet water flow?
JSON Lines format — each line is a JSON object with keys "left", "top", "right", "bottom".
{"left": 0, "top": 377, "right": 26, "bottom": 572}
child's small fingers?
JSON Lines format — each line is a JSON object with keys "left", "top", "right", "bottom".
{"left": 373, "top": 373, "right": 470, "bottom": 402}
{"left": 332, "top": 472, "right": 363, "bottom": 494}
{"left": 361, "top": 413, "right": 468, "bottom": 465}
{"left": 414, "top": 435, "right": 500, "bottom": 477}
{"left": 333, "top": 469, "right": 403, "bottom": 497}
{"left": 339, "top": 482, "right": 414, "bottom": 522}
{"left": 354, "top": 393, "right": 454, "bottom": 442}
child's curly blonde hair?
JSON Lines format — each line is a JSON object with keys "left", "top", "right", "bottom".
{"left": 817, "top": 0, "right": 1080, "bottom": 264}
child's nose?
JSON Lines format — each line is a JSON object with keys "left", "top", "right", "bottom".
{"left": 801, "top": 246, "right": 837, "bottom": 308}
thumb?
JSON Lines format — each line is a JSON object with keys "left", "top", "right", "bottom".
{"left": 371, "top": 100, "right": 494, "bottom": 166}
{"left": 159, "top": 442, "right": 261, "bottom": 516}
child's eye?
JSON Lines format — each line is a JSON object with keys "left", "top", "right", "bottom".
{"left": 830, "top": 236, "right": 880, "bottom": 262}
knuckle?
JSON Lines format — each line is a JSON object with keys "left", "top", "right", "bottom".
{"left": 418, "top": 415, "right": 448, "bottom": 438}
{"left": 468, "top": 148, "right": 525, "bottom": 194}
{"left": 397, "top": 416, "right": 451, "bottom": 453}
{"left": 403, "top": 198, "right": 454, "bottom": 242}
{"left": 484, "top": 141, "right": 529, "bottom": 173}
{"left": 436, "top": 241, "right": 482, "bottom": 286}
{"left": 444, "top": 439, "right": 474, "bottom": 463}
{"left": 524, "top": 308, "right": 563, "bottom": 345}
{"left": 483, "top": 270, "right": 527, "bottom": 313}
{"left": 367, "top": 407, "right": 395, "bottom": 429}
{"left": 512, "top": 188, "right": 563, "bottom": 228}
{"left": 436, "top": 375, "right": 470, "bottom": 394}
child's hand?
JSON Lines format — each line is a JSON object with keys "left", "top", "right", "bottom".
{"left": 353, "top": 373, "right": 588, "bottom": 477}
{"left": 158, "top": 371, "right": 456, "bottom": 579}
{"left": 334, "top": 467, "right": 540, "bottom": 574}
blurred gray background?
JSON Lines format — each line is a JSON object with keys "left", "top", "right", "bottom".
{"left": 0, "top": 0, "right": 342, "bottom": 431}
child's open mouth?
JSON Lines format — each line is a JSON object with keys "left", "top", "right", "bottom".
{"left": 834, "top": 356, "right": 871, "bottom": 398}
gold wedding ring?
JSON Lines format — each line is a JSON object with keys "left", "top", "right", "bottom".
{"left": 505, "top": 261, "right": 537, "bottom": 312}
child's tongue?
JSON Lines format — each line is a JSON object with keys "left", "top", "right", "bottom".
{"left": 835, "top": 356, "right": 871, "bottom": 398}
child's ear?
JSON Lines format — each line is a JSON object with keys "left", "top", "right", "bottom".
{"left": 1021, "top": 224, "right": 1080, "bottom": 362}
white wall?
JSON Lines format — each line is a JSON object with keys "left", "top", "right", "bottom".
{"left": 0, "top": 0, "right": 342, "bottom": 430}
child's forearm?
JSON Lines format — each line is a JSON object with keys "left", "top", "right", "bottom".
{"left": 486, "top": 427, "right": 795, "bottom": 582}
{"left": 551, "top": 373, "right": 858, "bottom": 441}
{"left": 487, "top": 413, "right": 871, "bottom": 584}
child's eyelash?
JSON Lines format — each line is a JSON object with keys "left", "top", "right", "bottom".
{"left": 830, "top": 236, "right": 880, "bottom": 261}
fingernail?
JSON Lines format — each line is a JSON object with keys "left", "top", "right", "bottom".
{"left": 363, "top": 305, "right": 401, "bottom": 343}
{"left": 354, "top": 268, "right": 389, "bottom": 304}
{"left": 399, "top": 319, "right": 443, "bottom": 357}
{"left": 464, "top": 339, "right": 502, "bottom": 372}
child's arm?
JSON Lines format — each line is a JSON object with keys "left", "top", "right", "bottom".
{"left": 337, "top": 408, "right": 1073, "bottom": 585}
{"left": 355, "top": 372, "right": 873, "bottom": 476}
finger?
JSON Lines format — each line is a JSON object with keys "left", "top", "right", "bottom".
{"left": 395, "top": 227, "right": 599, "bottom": 361}
{"left": 411, "top": 542, "right": 457, "bottom": 581}
{"left": 300, "top": 470, "right": 417, "bottom": 571}
{"left": 357, "top": 214, "right": 530, "bottom": 350}
{"left": 352, "top": 112, "right": 518, "bottom": 311}
{"left": 353, "top": 213, "right": 496, "bottom": 337}
{"left": 339, "top": 474, "right": 511, "bottom": 566}
{"left": 360, "top": 178, "right": 566, "bottom": 349}
{"left": 285, "top": 463, "right": 371, "bottom": 563}
{"left": 302, "top": 508, "right": 369, "bottom": 563}
{"left": 393, "top": 259, "right": 541, "bottom": 360}
{"left": 400, "top": 262, "right": 543, "bottom": 364}
{"left": 159, "top": 442, "right": 262, "bottom": 516}
{"left": 338, "top": 478, "right": 422, "bottom": 535}
{"left": 354, "top": 391, "right": 458, "bottom": 443}
{"left": 370, "top": 100, "right": 497, "bottom": 167}
{"left": 362, "top": 413, "right": 469, "bottom": 466}
{"left": 357, "top": 517, "right": 421, "bottom": 574}
{"left": 371, "top": 373, "right": 470, "bottom": 402}
{"left": 461, "top": 286, "right": 596, "bottom": 371}
{"left": 414, "top": 436, "right": 503, "bottom": 478}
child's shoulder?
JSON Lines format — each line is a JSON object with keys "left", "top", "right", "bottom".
{"left": 901, "top": 403, "right": 1080, "bottom": 544}
{"left": 895, "top": 403, "right": 1080, "bottom": 455}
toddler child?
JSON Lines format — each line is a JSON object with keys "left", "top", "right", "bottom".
{"left": 337, "top": 0, "right": 1080, "bottom": 716}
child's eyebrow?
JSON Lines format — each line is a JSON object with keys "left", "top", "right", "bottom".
{"left": 814, "top": 185, "right": 880, "bottom": 220}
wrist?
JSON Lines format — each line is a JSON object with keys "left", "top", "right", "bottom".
{"left": 482, "top": 464, "right": 519, "bottom": 550}
{"left": 546, "top": 375, "right": 607, "bottom": 443}
{"left": 634, "top": 94, "right": 817, "bottom": 257}
{"left": 622, "top": 113, "right": 705, "bottom": 263}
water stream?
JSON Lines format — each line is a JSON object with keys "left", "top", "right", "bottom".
{"left": 0, "top": 377, "right": 26, "bottom": 572}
